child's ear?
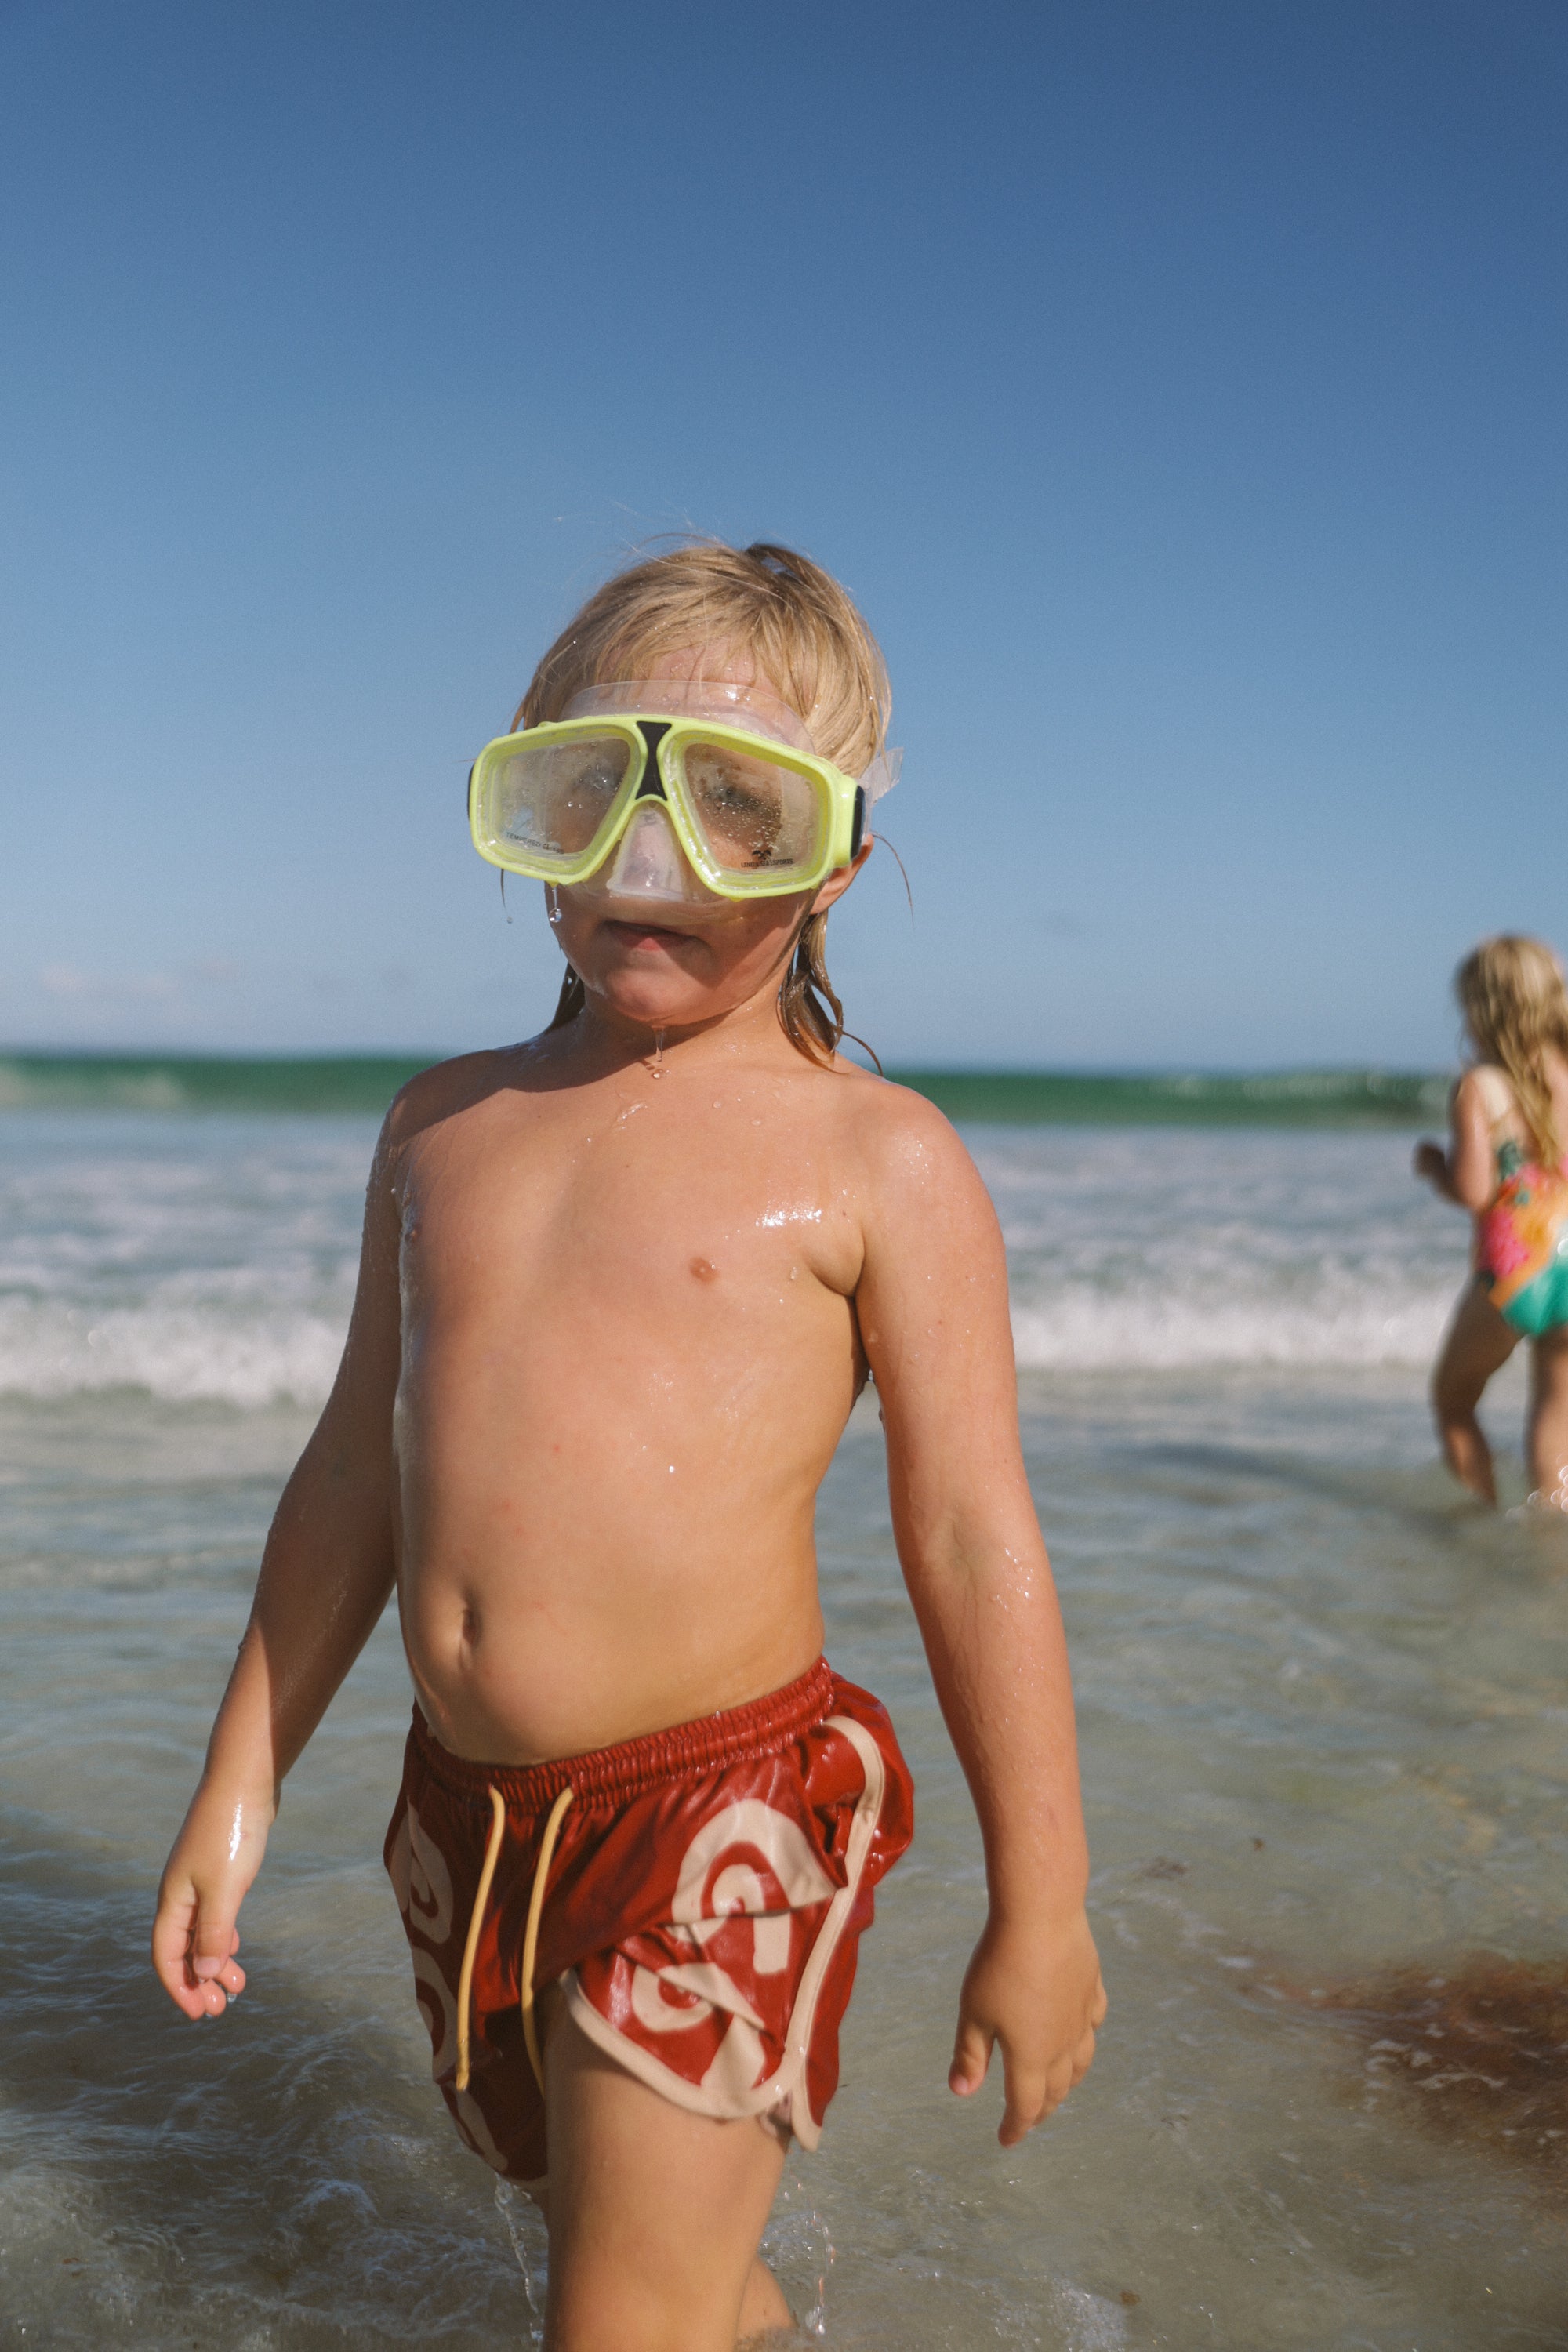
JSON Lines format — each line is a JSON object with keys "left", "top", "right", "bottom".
{"left": 811, "top": 837, "right": 875, "bottom": 916}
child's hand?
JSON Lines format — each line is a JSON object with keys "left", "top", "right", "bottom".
{"left": 949, "top": 1907, "right": 1106, "bottom": 2146}
{"left": 1413, "top": 1140, "right": 1449, "bottom": 1189}
{"left": 151, "top": 1780, "right": 271, "bottom": 2020}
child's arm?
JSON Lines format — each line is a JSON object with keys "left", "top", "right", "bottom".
{"left": 855, "top": 1098, "right": 1106, "bottom": 2147}
{"left": 1414, "top": 1073, "right": 1495, "bottom": 1210}
{"left": 151, "top": 1126, "right": 404, "bottom": 2020}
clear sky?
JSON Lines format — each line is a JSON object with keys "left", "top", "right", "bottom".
{"left": 1, "top": 0, "right": 1563, "bottom": 1068}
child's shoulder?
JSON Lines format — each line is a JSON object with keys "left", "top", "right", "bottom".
{"left": 1455, "top": 1062, "right": 1517, "bottom": 1125}
{"left": 820, "top": 1061, "right": 988, "bottom": 1200}
{"left": 822, "top": 1058, "right": 958, "bottom": 1138}
{"left": 378, "top": 1044, "right": 531, "bottom": 1153}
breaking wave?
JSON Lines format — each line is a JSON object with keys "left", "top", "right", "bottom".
{"left": 0, "top": 1112, "right": 1468, "bottom": 1404}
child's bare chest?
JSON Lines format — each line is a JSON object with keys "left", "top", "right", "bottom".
{"left": 397, "top": 1083, "right": 862, "bottom": 1337}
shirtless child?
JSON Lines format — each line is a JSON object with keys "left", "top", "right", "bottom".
{"left": 153, "top": 541, "right": 1105, "bottom": 2350}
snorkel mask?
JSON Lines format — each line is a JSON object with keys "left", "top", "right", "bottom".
{"left": 468, "top": 678, "right": 901, "bottom": 909}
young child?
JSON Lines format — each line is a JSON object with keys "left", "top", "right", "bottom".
{"left": 153, "top": 542, "right": 1105, "bottom": 2349}
{"left": 1416, "top": 933, "right": 1568, "bottom": 1512}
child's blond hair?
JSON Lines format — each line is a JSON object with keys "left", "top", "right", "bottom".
{"left": 1457, "top": 934, "right": 1568, "bottom": 1164}
{"left": 517, "top": 541, "right": 891, "bottom": 1066}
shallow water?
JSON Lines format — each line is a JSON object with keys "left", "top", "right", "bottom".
{"left": 2, "top": 1113, "right": 1566, "bottom": 2348}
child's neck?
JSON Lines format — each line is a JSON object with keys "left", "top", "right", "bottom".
{"left": 558, "top": 977, "right": 810, "bottom": 1081}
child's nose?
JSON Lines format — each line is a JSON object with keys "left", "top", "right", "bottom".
{"left": 599, "top": 802, "right": 721, "bottom": 906}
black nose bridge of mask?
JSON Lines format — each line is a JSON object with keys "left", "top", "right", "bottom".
{"left": 633, "top": 720, "right": 671, "bottom": 801}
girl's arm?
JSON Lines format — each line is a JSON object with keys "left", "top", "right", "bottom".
{"left": 855, "top": 1094, "right": 1105, "bottom": 2146}
{"left": 1414, "top": 1072, "right": 1496, "bottom": 1212}
{"left": 151, "top": 1123, "right": 405, "bottom": 2020}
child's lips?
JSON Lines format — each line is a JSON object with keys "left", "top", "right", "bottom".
{"left": 601, "top": 916, "right": 702, "bottom": 950}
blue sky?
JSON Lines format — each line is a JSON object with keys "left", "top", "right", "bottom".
{"left": 1, "top": 0, "right": 1562, "bottom": 1068}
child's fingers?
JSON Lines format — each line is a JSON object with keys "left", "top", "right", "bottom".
{"left": 948, "top": 2012, "right": 993, "bottom": 2097}
{"left": 151, "top": 1889, "right": 212, "bottom": 2020}
{"left": 996, "top": 2046, "right": 1057, "bottom": 2145}
{"left": 997, "top": 2015, "right": 1104, "bottom": 2144}
{"left": 1070, "top": 2020, "right": 1098, "bottom": 2085}
{"left": 191, "top": 1919, "right": 241, "bottom": 1980}
{"left": 189, "top": 1917, "right": 245, "bottom": 2018}
{"left": 153, "top": 1886, "right": 246, "bottom": 2019}
{"left": 153, "top": 1951, "right": 209, "bottom": 2018}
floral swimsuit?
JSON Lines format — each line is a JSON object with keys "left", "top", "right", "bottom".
{"left": 1476, "top": 1094, "right": 1568, "bottom": 1337}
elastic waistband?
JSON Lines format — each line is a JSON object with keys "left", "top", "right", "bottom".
{"left": 409, "top": 1656, "right": 837, "bottom": 1813}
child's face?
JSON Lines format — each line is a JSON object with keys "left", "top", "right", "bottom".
{"left": 546, "top": 651, "right": 870, "bottom": 1035}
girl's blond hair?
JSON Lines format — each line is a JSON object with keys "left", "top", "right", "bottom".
{"left": 1456, "top": 934, "right": 1568, "bottom": 1164}
{"left": 517, "top": 540, "right": 891, "bottom": 1066}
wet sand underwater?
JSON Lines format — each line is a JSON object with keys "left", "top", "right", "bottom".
{"left": 2, "top": 1112, "right": 1566, "bottom": 2348}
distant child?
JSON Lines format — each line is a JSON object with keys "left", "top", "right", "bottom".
{"left": 152, "top": 541, "right": 1105, "bottom": 2350}
{"left": 1415, "top": 934, "right": 1568, "bottom": 1512}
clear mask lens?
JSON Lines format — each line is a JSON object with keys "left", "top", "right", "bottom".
{"left": 486, "top": 731, "right": 633, "bottom": 862}
{"left": 677, "top": 740, "right": 825, "bottom": 878}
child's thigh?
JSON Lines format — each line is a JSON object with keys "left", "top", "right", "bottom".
{"left": 541, "top": 2004, "right": 787, "bottom": 2352}
{"left": 1526, "top": 1327, "right": 1568, "bottom": 1429}
{"left": 1529, "top": 1325, "right": 1568, "bottom": 1385}
{"left": 1432, "top": 1278, "right": 1518, "bottom": 1411}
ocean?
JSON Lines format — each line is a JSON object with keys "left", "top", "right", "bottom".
{"left": 2, "top": 1064, "right": 1564, "bottom": 2350}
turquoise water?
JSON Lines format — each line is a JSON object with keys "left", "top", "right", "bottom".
{"left": 0, "top": 1053, "right": 1451, "bottom": 1127}
{"left": 1, "top": 1110, "right": 1565, "bottom": 2348}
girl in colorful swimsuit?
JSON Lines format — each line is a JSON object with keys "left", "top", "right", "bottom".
{"left": 152, "top": 542, "right": 1105, "bottom": 2349}
{"left": 1415, "top": 934, "right": 1568, "bottom": 1512}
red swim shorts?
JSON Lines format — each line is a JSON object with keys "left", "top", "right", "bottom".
{"left": 384, "top": 1657, "right": 913, "bottom": 2184}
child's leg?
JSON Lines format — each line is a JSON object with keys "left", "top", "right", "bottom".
{"left": 1526, "top": 1330, "right": 1568, "bottom": 1509}
{"left": 1431, "top": 1279, "right": 1518, "bottom": 1502}
{"left": 1439, "top": 1279, "right": 1523, "bottom": 1496}
{"left": 539, "top": 2004, "right": 793, "bottom": 2351}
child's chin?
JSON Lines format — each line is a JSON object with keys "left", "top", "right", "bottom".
{"left": 591, "top": 971, "right": 713, "bottom": 1025}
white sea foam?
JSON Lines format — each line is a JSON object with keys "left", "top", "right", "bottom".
{"left": 984, "top": 1126, "right": 1459, "bottom": 1371}
{"left": 0, "top": 1298, "right": 347, "bottom": 1406}
{"left": 0, "top": 1113, "right": 1471, "bottom": 1401}
{"left": 0, "top": 1116, "right": 369, "bottom": 1408}
{"left": 1010, "top": 1285, "right": 1446, "bottom": 1370}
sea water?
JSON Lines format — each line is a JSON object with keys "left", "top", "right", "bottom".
{"left": 2, "top": 1109, "right": 1566, "bottom": 2350}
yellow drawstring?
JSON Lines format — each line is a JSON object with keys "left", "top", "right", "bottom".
{"left": 452, "top": 1780, "right": 575, "bottom": 2098}
{"left": 522, "top": 1786, "right": 575, "bottom": 2092}
{"left": 455, "top": 1785, "right": 506, "bottom": 2093}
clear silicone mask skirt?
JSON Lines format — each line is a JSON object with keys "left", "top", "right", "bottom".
{"left": 566, "top": 797, "right": 738, "bottom": 916}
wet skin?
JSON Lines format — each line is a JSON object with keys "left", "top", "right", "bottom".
{"left": 394, "top": 1033, "right": 865, "bottom": 1759}
{"left": 153, "top": 649, "right": 1105, "bottom": 2347}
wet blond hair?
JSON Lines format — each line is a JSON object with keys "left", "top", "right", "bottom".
{"left": 1456, "top": 934, "right": 1568, "bottom": 1164}
{"left": 517, "top": 540, "right": 891, "bottom": 1066}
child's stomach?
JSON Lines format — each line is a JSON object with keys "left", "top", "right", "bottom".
{"left": 398, "top": 1563, "right": 826, "bottom": 1766}
{"left": 389, "top": 1307, "right": 849, "bottom": 1764}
